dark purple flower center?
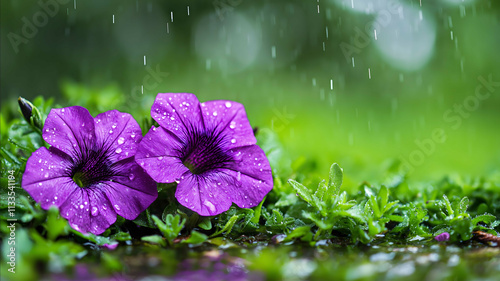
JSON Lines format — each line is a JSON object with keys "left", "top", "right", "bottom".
{"left": 70, "top": 147, "right": 116, "bottom": 188}
{"left": 181, "top": 130, "right": 233, "bottom": 175}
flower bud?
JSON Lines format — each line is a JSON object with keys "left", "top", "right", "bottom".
{"left": 18, "top": 97, "right": 43, "bottom": 131}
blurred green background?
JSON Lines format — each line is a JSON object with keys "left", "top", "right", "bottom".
{"left": 1, "top": 0, "right": 499, "bottom": 183}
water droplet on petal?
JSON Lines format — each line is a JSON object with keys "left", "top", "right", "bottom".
{"left": 117, "top": 137, "right": 125, "bottom": 144}
{"left": 203, "top": 200, "right": 216, "bottom": 213}
{"left": 91, "top": 206, "right": 99, "bottom": 216}
{"left": 114, "top": 205, "right": 120, "bottom": 211}
{"left": 230, "top": 121, "right": 236, "bottom": 129}
{"left": 213, "top": 111, "right": 217, "bottom": 116}
{"left": 109, "top": 130, "right": 113, "bottom": 134}
{"left": 80, "top": 204, "right": 84, "bottom": 209}
{"left": 225, "top": 101, "right": 232, "bottom": 108}
{"left": 158, "top": 156, "right": 163, "bottom": 161}
{"left": 237, "top": 171, "right": 241, "bottom": 181}
{"left": 231, "top": 139, "right": 236, "bottom": 144}
{"left": 115, "top": 148, "right": 122, "bottom": 153}
{"left": 129, "top": 173, "right": 135, "bottom": 180}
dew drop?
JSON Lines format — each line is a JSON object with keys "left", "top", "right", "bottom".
{"left": 80, "top": 204, "right": 84, "bottom": 209}
{"left": 225, "top": 102, "right": 232, "bottom": 108}
{"left": 237, "top": 171, "right": 241, "bottom": 181}
{"left": 203, "top": 200, "right": 216, "bottom": 213}
{"left": 213, "top": 111, "right": 217, "bottom": 116}
{"left": 158, "top": 156, "right": 164, "bottom": 161}
{"left": 115, "top": 148, "right": 122, "bottom": 153}
{"left": 117, "top": 137, "right": 125, "bottom": 144}
{"left": 129, "top": 173, "right": 135, "bottom": 180}
{"left": 109, "top": 130, "right": 113, "bottom": 134}
{"left": 91, "top": 206, "right": 99, "bottom": 216}
{"left": 231, "top": 139, "right": 236, "bottom": 144}
{"left": 229, "top": 121, "right": 236, "bottom": 129}
{"left": 114, "top": 204, "right": 120, "bottom": 211}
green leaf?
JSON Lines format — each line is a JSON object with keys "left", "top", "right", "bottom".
{"left": 142, "top": 235, "right": 166, "bottom": 246}
{"left": 472, "top": 214, "right": 497, "bottom": 226}
{"left": 211, "top": 214, "right": 241, "bottom": 237}
{"left": 379, "top": 185, "right": 389, "bottom": 208}
{"left": 198, "top": 217, "right": 212, "bottom": 230}
{"left": 458, "top": 196, "right": 469, "bottom": 214}
{"left": 285, "top": 226, "right": 313, "bottom": 242}
{"left": 328, "top": 163, "right": 343, "bottom": 195}
{"left": 182, "top": 231, "right": 208, "bottom": 245}
{"left": 443, "top": 194, "right": 454, "bottom": 216}
{"left": 152, "top": 214, "right": 186, "bottom": 245}
{"left": 251, "top": 196, "right": 266, "bottom": 224}
{"left": 44, "top": 206, "right": 68, "bottom": 241}
{"left": 288, "top": 179, "right": 314, "bottom": 206}
{"left": 110, "top": 232, "right": 132, "bottom": 242}
{"left": 369, "top": 195, "right": 381, "bottom": 218}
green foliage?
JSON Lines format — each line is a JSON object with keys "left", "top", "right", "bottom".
{"left": 152, "top": 214, "right": 186, "bottom": 246}
{"left": 2, "top": 94, "right": 500, "bottom": 280}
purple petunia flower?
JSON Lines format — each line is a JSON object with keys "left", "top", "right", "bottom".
{"left": 22, "top": 106, "right": 158, "bottom": 234}
{"left": 434, "top": 232, "right": 450, "bottom": 242}
{"left": 135, "top": 93, "right": 273, "bottom": 216}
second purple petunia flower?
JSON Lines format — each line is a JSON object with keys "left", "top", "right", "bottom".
{"left": 22, "top": 106, "right": 158, "bottom": 234}
{"left": 135, "top": 93, "right": 273, "bottom": 216}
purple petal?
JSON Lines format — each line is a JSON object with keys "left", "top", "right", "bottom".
{"left": 59, "top": 188, "right": 93, "bottom": 233}
{"left": 105, "top": 159, "right": 158, "bottom": 220}
{"left": 151, "top": 93, "right": 203, "bottom": 135}
{"left": 174, "top": 146, "right": 273, "bottom": 216}
{"left": 200, "top": 100, "right": 256, "bottom": 149}
{"left": 434, "top": 232, "right": 450, "bottom": 242}
{"left": 85, "top": 188, "right": 119, "bottom": 234}
{"left": 22, "top": 147, "right": 77, "bottom": 208}
{"left": 43, "top": 106, "right": 96, "bottom": 156}
{"left": 135, "top": 126, "right": 189, "bottom": 183}
{"left": 102, "top": 243, "right": 119, "bottom": 250}
{"left": 94, "top": 110, "right": 143, "bottom": 162}
{"left": 59, "top": 187, "right": 119, "bottom": 234}
{"left": 175, "top": 172, "right": 233, "bottom": 216}
{"left": 221, "top": 145, "right": 273, "bottom": 208}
